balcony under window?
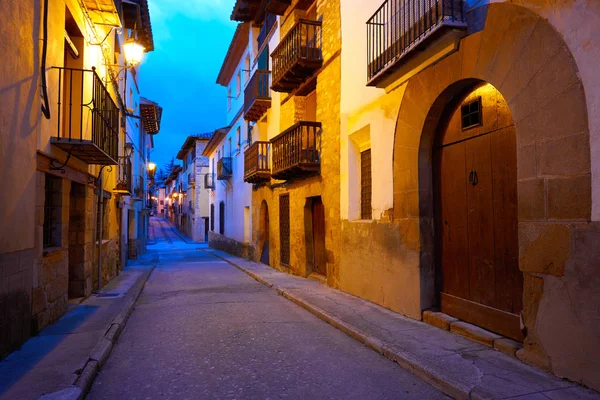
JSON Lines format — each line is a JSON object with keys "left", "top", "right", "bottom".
{"left": 244, "top": 141, "right": 271, "bottom": 183}
{"left": 114, "top": 156, "right": 133, "bottom": 195}
{"left": 271, "top": 121, "right": 321, "bottom": 180}
{"left": 82, "top": 0, "right": 121, "bottom": 26}
{"left": 266, "top": 0, "right": 291, "bottom": 15}
{"left": 244, "top": 70, "right": 271, "bottom": 122}
{"left": 188, "top": 174, "right": 196, "bottom": 186}
{"left": 366, "top": 0, "right": 467, "bottom": 87}
{"left": 271, "top": 19, "right": 323, "bottom": 93}
{"left": 49, "top": 67, "right": 119, "bottom": 165}
{"left": 217, "top": 157, "right": 233, "bottom": 180}
{"left": 258, "top": 13, "right": 277, "bottom": 50}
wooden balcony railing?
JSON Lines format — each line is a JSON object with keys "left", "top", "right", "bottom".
{"left": 271, "top": 121, "right": 321, "bottom": 180}
{"left": 244, "top": 141, "right": 271, "bottom": 183}
{"left": 367, "top": 0, "right": 466, "bottom": 86}
{"left": 244, "top": 70, "right": 271, "bottom": 122}
{"left": 49, "top": 67, "right": 119, "bottom": 165}
{"left": 205, "top": 173, "right": 215, "bottom": 189}
{"left": 258, "top": 13, "right": 277, "bottom": 50}
{"left": 114, "top": 156, "right": 133, "bottom": 194}
{"left": 271, "top": 19, "right": 323, "bottom": 93}
{"left": 217, "top": 157, "right": 233, "bottom": 180}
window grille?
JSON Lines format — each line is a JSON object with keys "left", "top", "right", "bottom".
{"left": 219, "top": 201, "right": 225, "bottom": 235}
{"left": 461, "top": 97, "right": 482, "bottom": 130}
{"left": 279, "top": 194, "right": 290, "bottom": 266}
{"left": 361, "top": 149, "right": 372, "bottom": 220}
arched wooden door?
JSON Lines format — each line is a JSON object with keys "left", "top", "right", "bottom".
{"left": 434, "top": 83, "right": 523, "bottom": 341}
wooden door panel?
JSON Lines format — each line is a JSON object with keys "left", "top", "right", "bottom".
{"left": 437, "top": 142, "right": 470, "bottom": 299}
{"left": 465, "top": 134, "right": 497, "bottom": 308}
{"left": 312, "top": 199, "right": 327, "bottom": 276}
{"left": 490, "top": 127, "right": 522, "bottom": 313}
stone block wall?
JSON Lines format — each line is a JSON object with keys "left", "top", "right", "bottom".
{"left": 95, "top": 239, "right": 118, "bottom": 290}
{"left": 32, "top": 174, "right": 70, "bottom": 333}
{"left": 0, "top": 248, "right": 35, "bottom": 358}
{"left": 209, "top": 231, "right": 254, "bottom": 260}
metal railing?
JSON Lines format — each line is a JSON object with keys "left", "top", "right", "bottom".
{"left": 217, "top": 157, "right": 232, "bottom": 180}
{"left": 271, "top": 121, "right": 321, "bottom": 177}
{"left": 244, "top": 141, "right": 270, "bottom": 182}
{"left": 134, "top": 175, "right": 145, "bottom": 198}
{"left": 114, "top": 156, "right": 133, "bottom": 193}
{"left": 271, "top": 19, "right": 322, "bottom": 89}
{"left": 52, "top": 66, "right": 119, "bottom": 161}
{"left": 258, "top": 13, "right": 277, "bottom": 49}
{"left": 366, "top": 0, "right": 465, "bottom": 83}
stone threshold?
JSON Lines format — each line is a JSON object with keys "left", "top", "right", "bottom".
{"left": 206, "top": 248, "right": 600, "bottom": 400}
{"left": 423, "top": 311, "right": 522, "bottom": 358}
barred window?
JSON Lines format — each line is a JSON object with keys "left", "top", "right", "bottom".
{"left": 43, "top": 174, "right": 62, "bottom": 248}
{"left": 279, "top": 194, "right": 290, "bottom": 266}
{"left": 360, "top": 149, "right": 372, "bottom": 220}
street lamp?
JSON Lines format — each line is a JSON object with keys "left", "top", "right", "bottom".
{"left": 147, "top": 162, "right": 156, "bottom": 172}
{"left": 122, "top": 38, "right": 145, "bottom": 67}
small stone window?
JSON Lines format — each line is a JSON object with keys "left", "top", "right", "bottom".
{"left": 461, "top": 97, "right": 482, "bottom": 130}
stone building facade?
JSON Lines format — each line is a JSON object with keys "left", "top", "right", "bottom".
{"left": 0, "top": 0, "right": 158, "bottom": 358}
{"left": 176, "top": 134, "right": 212, "bottom": 242}
{"left": 218, "top": 0, "right": 600, "bottom": 392}
{"left": 336, "top": 0, "right": 600, "bottom": 392}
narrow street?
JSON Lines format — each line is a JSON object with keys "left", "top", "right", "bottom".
{"left": 87, "top": 218, "right": 445, "bottom": 399}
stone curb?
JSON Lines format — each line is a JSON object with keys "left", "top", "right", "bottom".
{"left": 38, "top": 266, "right": 155, "bottom": 400}
{"left": 206, "top": 250, "right": 471, "bottom": 399}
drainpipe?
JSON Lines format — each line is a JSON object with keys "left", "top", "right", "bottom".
{"left": 96, "top": 172, "right": 104, "bottom": 292}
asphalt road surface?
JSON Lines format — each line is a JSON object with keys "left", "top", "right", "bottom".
{"left": 87, "top": 218, "right": 445, "bottom": 400}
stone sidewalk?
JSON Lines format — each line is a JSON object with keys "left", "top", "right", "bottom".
{"left": 0, "top": 258, "right": 155, "bottom": 400}
{"left": 207, "top": 249, "right": 599, "bottom": 400}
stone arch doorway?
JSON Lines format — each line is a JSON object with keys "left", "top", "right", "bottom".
{"left": 434, "top": 82, "right": 522, "bottom": 340}
{"left": 393, "top": 2, "right": 592, "bottom": 377}
{"left": 259, "top": 200, "right": 270, "bottom": 265}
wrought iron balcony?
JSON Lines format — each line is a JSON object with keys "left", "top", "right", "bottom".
{"left": 49, "top": 67, "right": 119, "bottom": 165}
{"left": 114, "top": 156, "right": 133, "bottom": 194}
{"left": 217, "top": 157, "right": 233, "bottom": 180}
{"left": 271, "top": 121, "right": 321, "bottom": 180}
{"left": 271, "top": 19, "right": 323, "bottom": 93}
{"left": 188, "top": 174, "right": 196, "bottom": 186}
{"left": 205, "top": 173, "right": 215, "bottom": 189}
{"left": 367, "top": 0, "right": 466, "bottom": 87}
{"left": 258, "top": 13, "right": 277, "bottom": 50}
{"left": 244, "top": 141, "right": 271, "bottom": 183}
{"left": 244, "top": 70, "right": 271, "bottom": 122}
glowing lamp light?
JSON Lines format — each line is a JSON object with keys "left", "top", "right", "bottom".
{"left": 147, "top": 162, "right": 156, "bottom": 172}
{"left": 123, "top": 38, "right": 145, "bottom": 66}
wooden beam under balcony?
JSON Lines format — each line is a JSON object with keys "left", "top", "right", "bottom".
{"left": 266, "top": 0, "right": 291, "bottom": 15}
{"left": 270, "top": 121, "right": 321, "bottom": 180}
{"left": 244, "top": 70, "right": 272, "bottom": 122}
{"left": 366, "top": 0, "right": 467, "bottom": 87}
{"left": 244, "top": 142, "right": 271, "bottom": 183}
{"left": 271, "top": 19, "right": 323, "bottom": 93}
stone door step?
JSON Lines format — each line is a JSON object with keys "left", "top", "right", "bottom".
{"left": 423, "top": 311, "right": 522, "bottom": 357}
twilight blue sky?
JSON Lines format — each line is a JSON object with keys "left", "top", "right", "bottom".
{"left": 139, "top": 0, "right": 237, "bottom": 171}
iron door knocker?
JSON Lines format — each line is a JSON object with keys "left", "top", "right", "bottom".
{"left": 468, "top": 169, "right": 478, "bottom": 186}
